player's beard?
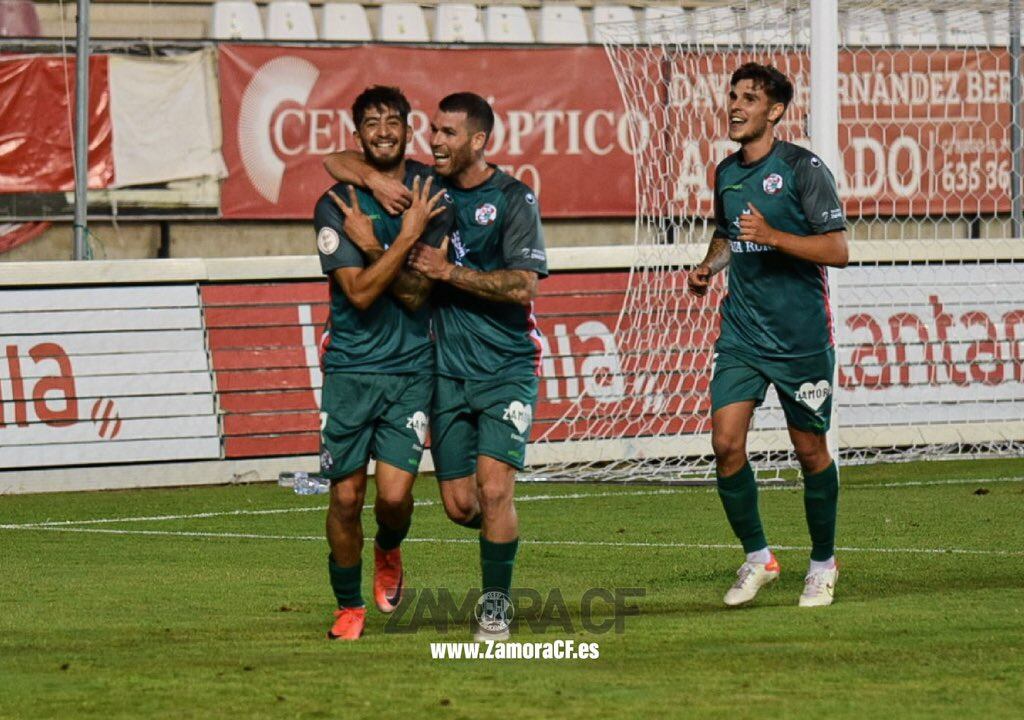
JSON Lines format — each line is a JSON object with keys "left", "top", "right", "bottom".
{"left": 364, "top": 134, "right": 408, "bottom": 172}
{"left": 434, "top": 140, "right": 473, "bottom": 178}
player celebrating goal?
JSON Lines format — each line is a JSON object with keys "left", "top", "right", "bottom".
{"left": 687, "top": 63, "right": 849, "bottom": 608}
{"left": 314, "top": 86, "right": 451, "bottom": 640}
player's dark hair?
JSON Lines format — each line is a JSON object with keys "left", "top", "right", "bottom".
{"left": 438, "top": 92, "right": 495, "bottom": 140}
{"left": 730, "top": 63, "right": 794, "bottom": 116}
{"left": 352, "top": 85, "right": 411, "bottom": 127}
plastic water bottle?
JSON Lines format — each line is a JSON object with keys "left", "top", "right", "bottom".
{"left": 293, "top": 471, "right": 329, "bottom": 495}
{"left": 278, "top": 472, "right": 296, "bottom": 488}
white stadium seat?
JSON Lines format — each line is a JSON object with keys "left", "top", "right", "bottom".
{"left": 592, "top": 5, "right": 638, "bottom": 43}
{"left": 434, "top": 3, "right": 485, "bottom": 43}
{"left": 693, "top": 7, "right": 741, "bottom": 46}
{"left": 266, "top": 0, "right": 317, "bottom": 40}
{"left": 841, "top": 8, "right": 891, "bottom": 47}
{"left": 484, "top": 5, "right": 534, "bottom": 43}
{"left": 643, "top": 7, "right": 689, "bottom": 45}
{"left": 321, "top": 2, "right": 372, "bottom": 42}
{"left": 379, "top": 3, "right": 430, "bottom": 43}
{"left": 539, "top": 5, "right": 588, "bottom": 44}
{"left": 211, "top": 0, "right": 264, "bottom": 40}
{"left": 893, "top": 9, "right": 940, "bottom": 46}
{"left": 942, "top": 10, "right": 991, "bottom": 47}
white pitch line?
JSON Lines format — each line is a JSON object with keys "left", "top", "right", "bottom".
{"left": 3, "top": 524, "right": 1022, "bottom": 557}
{"left": 0, "top": 488, "right": 684, "bottom": 530}
{"left": 1, "top": 476, "right": 1021, "bottom": 531}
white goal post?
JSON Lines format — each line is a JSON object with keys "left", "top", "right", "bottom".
{"left": 527, "top": 0, "right": 1024, "bottom": 482}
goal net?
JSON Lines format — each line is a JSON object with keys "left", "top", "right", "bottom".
{"left": 529, "top": 0, "right": 1024, "bottom": 482}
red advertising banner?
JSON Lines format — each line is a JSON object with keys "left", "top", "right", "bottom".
{"left": 661, "top": 49, "right": 1012, "bottom": 218}
{"left": 217, "top": 45, "right": 636, "bottom": 219}
{"left": 0, "top": 55, "right": 114, "bottom": 193}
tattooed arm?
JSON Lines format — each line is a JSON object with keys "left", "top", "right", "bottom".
{"left": 407, "top": 243, "right": 538, "bottom": 306}
{"left": 687, "top": 236, "right": 731, "bottom": 297}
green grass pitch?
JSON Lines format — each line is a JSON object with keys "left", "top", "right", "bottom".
{"left": 2, "top": 457, "right": 1023, "bottom": 719}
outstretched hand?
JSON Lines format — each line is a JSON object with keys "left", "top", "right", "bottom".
{"left": 327, "top": 186, "right": 378, "bottom": 255}
{"left": 399, "top": 175, "right": 448, "bottom": 240}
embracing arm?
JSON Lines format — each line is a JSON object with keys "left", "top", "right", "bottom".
{"left": 447, "top": 267, "right": 538, "bottom": 306}
{"left": 407, "top": 241, "right": 538, "bottom": 306}
{"left": 324, "top": 151, "right": 412, "bottom": 215}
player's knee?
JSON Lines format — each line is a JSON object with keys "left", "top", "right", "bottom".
{"left": 792, "top": 435, "right": 830, "bottom": 473}
{"left": 442, "top": 494, "right": 479, "bottom": 525}
{"left": 330, "top": 483, "right": 365, "bottom": 523}
{"left": 478, "top": 481, "right": 514, "bottom": 514}
{"left": 712, "top": 432, "right": 746, "bottom": 466}
{"left": 374, "top": 492, "right": 410, "bottom": 519}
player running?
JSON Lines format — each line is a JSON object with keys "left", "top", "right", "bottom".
{"left": 687, "top": 63, "right": 849, "bottom": 608}
{"left": 314, "top": 86, "right": 451, "bottom": 640}
{"left": 324, "top": 93, "right": 547, "bottom": 640}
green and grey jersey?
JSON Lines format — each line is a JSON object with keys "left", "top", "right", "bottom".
{"left": 713, "top": 140, "right": 846, "bottom": 359}
{"left": 432, "top": 167, "right": 548, "bottom": 380}
{"left": 314, "top": 159, "right": 452, "bottom": 375}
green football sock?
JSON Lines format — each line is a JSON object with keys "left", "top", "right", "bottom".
{"left": 716, "top": 462, "right": 769, "bottom": 553}
{"left": 480, "top": 536, "right": 519, "bottom": 597}
{"left": 803, "top": 461, "right": 839, "bottom": 561}
{"left": 375, "top": 518, "right": 410, "bottom": 551}
{"left": 328, "top": 555, "right": 364, "bottom": 609}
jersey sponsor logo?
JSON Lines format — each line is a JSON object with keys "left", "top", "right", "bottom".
{"left": 405, "top": 410, "right": 428, "bottom": 446}
{"left": 520, "top": 248, "right": 546, "bottom": 262}
{"left": 475, "top": 203, "right": 498, "bottom": 226}
{"left": 762, "top": 173, "right": 784, "bottom": 195}
{"left": 502, "top": 401, "right": 533, "bottom": 435}
{"left": 722, "top": 183, "right": 744, "bottom": 192}
{"left": 450, "top": 230, "right": 467, "bottom": 262}
{"left": 525, "top": 192, "right": 537, "bottom": 205}
{"left": 795, "top": 380, "right": 832, "bottom": 412}
{"left": 822, "top": 208, "right": 844, "bottom": 221}
{"left": 317, "top": 227, "right": 340, "bottom": 255}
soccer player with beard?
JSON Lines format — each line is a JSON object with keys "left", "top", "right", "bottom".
{"left": 324, "top": 93, "right": 547, "bottom": 641}
{"left": 687, "top": 63, "right": 849, "bottom": 608}
{"left": 314, "top": 86, "right": 451, "bottom": 640}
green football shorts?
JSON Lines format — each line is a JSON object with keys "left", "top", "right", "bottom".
{"left": 430, "top": 375, "right": 539, "bottom": 480}
{"left": 319, "top": 372, "right": 433, "bottom": 480}
{"left": 710, "top": 347, "right": 835, "bottom": 434}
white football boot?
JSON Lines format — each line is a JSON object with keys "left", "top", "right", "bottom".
{"left": 723, "top": 554, "right": 781, "bottom": 606}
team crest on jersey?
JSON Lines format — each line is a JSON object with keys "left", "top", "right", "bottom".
{"left": 525, "top": 192, "right": 537, "bottom": 205}
{"left": 475, "top": 203, "right": 498, "bottom": 225}
{"left": 318, "top": 227, "right": 340, "bottom": 254}
{"left": 405, "top": 410, "right": 428, "bottom": 446}
{"left": 810, "top": 156, "right": 822, "bottom": 167}
{"left": 762, "top": 173, "right": 784, "bottom": 195}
